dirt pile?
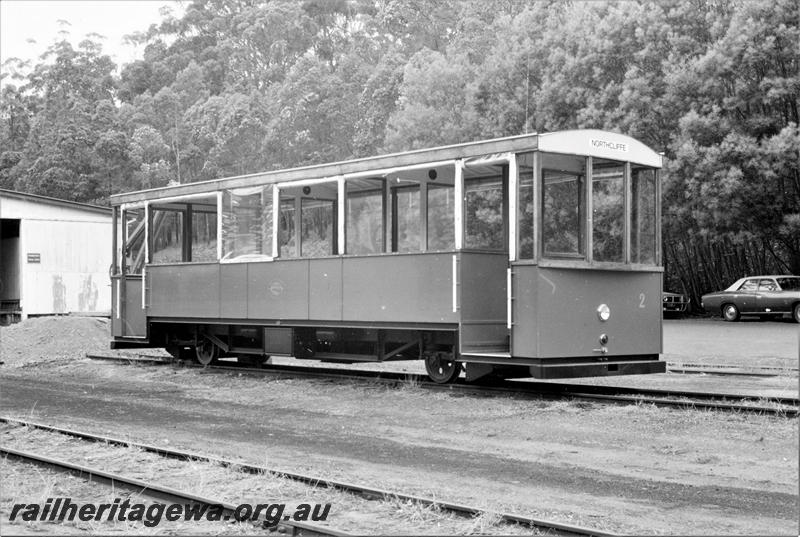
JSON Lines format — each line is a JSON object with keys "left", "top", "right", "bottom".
{"left": 0, "top": 316, "right": 110, "bottom": 367}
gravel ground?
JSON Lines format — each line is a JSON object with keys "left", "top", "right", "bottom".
{"left": 0, "top": 424, "right": 539, "bottom": 536}
{"left": 0, "top": 456, "right": 272, "bottom": 536}
{"left": 1, "top": 316, "right": 798, "bottom": 535}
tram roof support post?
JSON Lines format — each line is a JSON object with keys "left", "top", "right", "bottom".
{"left": 454, "top": 160, "right": 464, "bottom": 250}
{"left": 420, "top": 178, "right": 428, "bottom": 252}
{"left": 508, "top": 154, "right": 518, "bottom": 262}
{"left": 624, "top": 162, "right": 631, "bottom": 264}
{"left": 656, "top": 169, "right": 662, "bottom": 266}
{"left": 216, "top": 191, "right": 223, "bottom": 261}
{"left": 271, "top": 185, "right": 279, "bottom": 258}
{"left": 337, "top": 176, "right": 345, "bottom": 255}
{"left": 533, "top": 151, "right": 541, "bottom": 262}
{"left": 585, "top": 157, "right": 593, "bottom": 263}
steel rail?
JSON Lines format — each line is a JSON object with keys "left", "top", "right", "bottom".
{"left": 666, "top": 363, "right": 798, "bottom": 377}
{"left": 668, "top": 367, "right": 782, "bottom": 378}
{"left": 87, "top": 353, "right": 800, "bottom": 377}
{"left": 1, "top": 416, "right": 615, "bottom": 537}
{"left": 85, "top": 353, "right": 799, "bottom": 415}
{"left": 0, "top": 443, "right": 348, "bottom": 537}
{"left": 667, "top": 362, "right": 799, "bottom": 373}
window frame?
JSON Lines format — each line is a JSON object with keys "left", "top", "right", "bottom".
{"left": 757, "top": 278, "right": 778, "bottom": 292}
{"left": 738, "top": 279, "right": 760, "bottom": 292}
{"left": 534, "top": 151, "right": 660, "bottom": 268}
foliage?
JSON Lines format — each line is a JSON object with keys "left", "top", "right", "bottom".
{"left": 1, "top": 0, "right": 797, "bottom": 297}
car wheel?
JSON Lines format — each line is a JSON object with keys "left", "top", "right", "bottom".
{"left": 722, "top": 303, "right": 740, "bottom": 322}
{"left": 793, "top": 303, "right": 800, "bottom": 324}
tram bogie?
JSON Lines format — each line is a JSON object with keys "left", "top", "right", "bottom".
{"left": 110, "top": 130, "right": 666, "bottom": 382}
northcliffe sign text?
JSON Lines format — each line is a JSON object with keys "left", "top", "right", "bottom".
{"left": 590, "top": 139, "right": 628, "bottom": 152}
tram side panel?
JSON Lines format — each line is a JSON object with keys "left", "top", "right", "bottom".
{"left": 341, "top": 254, "right": 457, "bottom": 323}
{"left": 145, "top": 253, "right": 459, "bottom": 326}
{"left": 512, "top": 266, "right": 662, "bottom": 360}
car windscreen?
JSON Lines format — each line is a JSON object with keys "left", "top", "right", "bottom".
{"left": 777, "top": 277, "right": 800, "bottom": 290}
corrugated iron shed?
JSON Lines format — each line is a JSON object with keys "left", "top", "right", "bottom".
{"left": 0, "top": 189, "right": 111, "bottom": 322}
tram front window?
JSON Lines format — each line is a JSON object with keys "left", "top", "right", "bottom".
{"left": 592, "top": 158, "right": 624, "bottom": 263}
{"left": 631, "top": 166, "right": 657, "bottom": 264}
{"left": 518, "top": 152, "right": 534, "bottom": 259}
{"left": 542, "top": 153, "right": 585, "bottom": 257}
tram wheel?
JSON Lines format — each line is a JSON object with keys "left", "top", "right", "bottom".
{"left": 722, "top": 303, "right": 740, "bottom": 322}
{"left": 424, "top": 351, "right": 461, "bottom": 384}
{"left": 195, "top": 338, "right": 219, "bottom": 366}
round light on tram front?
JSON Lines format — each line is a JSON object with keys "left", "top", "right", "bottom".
{"left": 597, "top": 304, "right": 611, "bottom": 322}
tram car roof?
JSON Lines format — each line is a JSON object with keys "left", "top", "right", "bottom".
{"left": 111, "top": 129, "right": 662, "bottom": 206}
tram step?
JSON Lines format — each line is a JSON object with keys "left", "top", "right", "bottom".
{"left": 461, "top": 351, "right": 512, "bottom": 359}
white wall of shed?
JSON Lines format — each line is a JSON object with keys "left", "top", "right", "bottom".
{"left": 21, "top": 219, "right": 111, "bottom": 315}
{"left": 1, "top": 196, "right": 112, "bottom": 316}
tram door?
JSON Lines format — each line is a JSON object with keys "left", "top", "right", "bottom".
{"left": 113, "top": 207, "right": 147, "bottom": 338}
{"left": 458, "top": 166, "right": 510, "bottom": 354}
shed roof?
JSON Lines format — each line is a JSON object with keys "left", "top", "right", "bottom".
{"left": 0, "top": 189, "right": 111, "bottom": 216}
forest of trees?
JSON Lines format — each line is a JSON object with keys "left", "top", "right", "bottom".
{"left": 0, "top": 0, "right": 797, "bottom": 305}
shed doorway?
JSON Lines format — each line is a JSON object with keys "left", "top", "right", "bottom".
{"left": 1, "top": 218, "right": 21, "bottom": 324}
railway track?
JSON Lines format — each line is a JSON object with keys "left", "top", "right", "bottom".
{"left": 0, "top": 441, "right": 348, "bottom": 536}
{"left": 85, "top": 353, "right": 799, "bottom": 416}
{"left": 1, "top": 417, "right": 615, "bottom": 537}
{"left": 666, "top": 363, "right": 799, "bottom": 377}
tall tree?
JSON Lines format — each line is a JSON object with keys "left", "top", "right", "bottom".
{"left": 663, "top": 0, "right": 800, "bottom": 273}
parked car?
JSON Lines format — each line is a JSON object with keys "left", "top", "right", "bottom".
{"left": 701, "top": 275, "right": 800, "bottom": 322}
{"left": 662, "top": 291, "right": 690, "bottom": 315}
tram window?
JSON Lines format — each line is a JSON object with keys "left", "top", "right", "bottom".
{"left": 191, "top": 209, "right": 218, "bottom": 262}
{"left": 518, "top": 152, "right": 534, "bottom": 259}
{"left": 542, "top": 153, "right": 585, "bottom": 257}
{"left": 464, "top": 174, "right": 504, "bottom": 250}
{"left": 346, "top": 179, "right": 384, "bottom": 255}
{"left": 151, "top": 209, "right": 183, "bottom": 264}
{"left": 631, "top": 166, "right": 656, "bottom": 264}
{"left": 592, "top": 159, "right": 624, "bottom": 263}
{"left": 427, "top": 183, "right": 454, "bottom": 250}
{"left": 393, "top": 186, "right": 420, "bottom": 253}
{"left": 222, "top": 187, "right": 272, "bottom": 260}
{"left": 123, "top": 208, "right": 146, "bottom": 274}
{"left": 279, "top": 198, "right": 297, "bottom": 257}
{"left": 279, "top": 182, "right": 337, "bottom": 258}
{"left": 301, "top": 198, "right": 335, "bottom": 257}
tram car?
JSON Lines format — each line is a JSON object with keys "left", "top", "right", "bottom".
{"left": 110, "top": 129, "right": 666, "bottom": 382}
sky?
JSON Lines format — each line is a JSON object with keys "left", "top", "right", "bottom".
{"left": 0, "top": 0, "right": 184, "bottom": 80}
